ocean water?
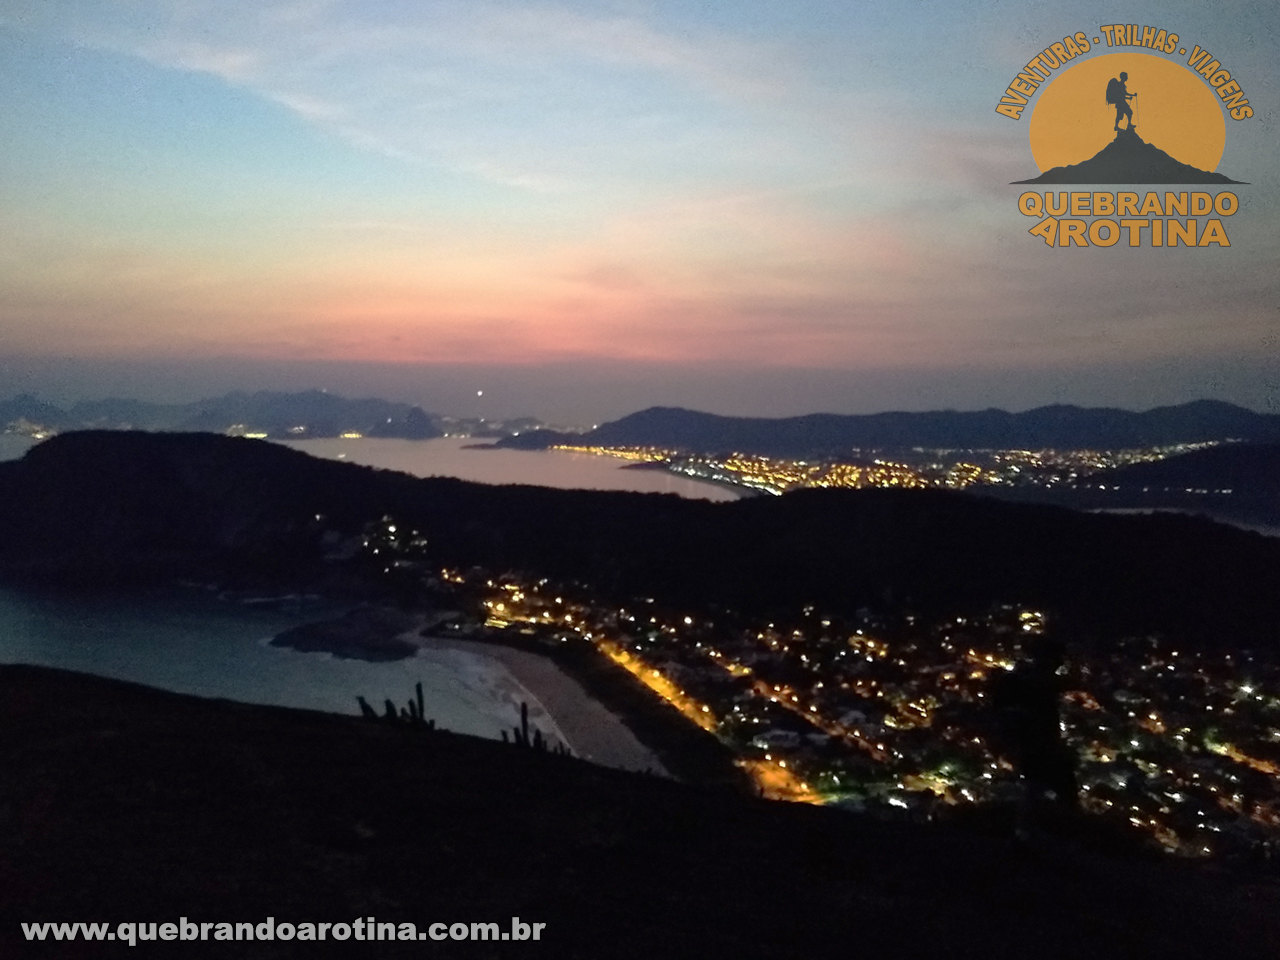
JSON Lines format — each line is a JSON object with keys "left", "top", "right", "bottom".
{"left": 0, "top": 434, "right": 36, "bottom": 461}
{"left": 0, "top": 586, "right": 566, "bottom": 746}
{"left": 282, "top": 435, "right": 738, "bottom": 500}
{"left": 2, "top": 433, "right": 738, "bottom": 500}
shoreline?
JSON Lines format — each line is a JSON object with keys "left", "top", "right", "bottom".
{"left": 411, "top": 632, "right": 671, "bottom": 777}
{"left": 268, "top": 606, "right": 665, "bottom": 772}
{"left": 269, "top": 605, "right": 745, "bottom": 789}
{"left": 1088, "top": 506, "right": 1280, "bottom": 538}
{"left": 431, "top": 631, "right": 752, "bottom": 793}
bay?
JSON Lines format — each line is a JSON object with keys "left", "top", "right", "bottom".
{"left": 3, "top": 433, "right": 738, "bottom": 500}
{"left": 0, "top": 432, "right": 729, "bottom": 744}
{"left": 281, "top": 436, "right": 739, "bottom": 500}
{"left": 0, "top": 586, "right": 566, "bottom": 745}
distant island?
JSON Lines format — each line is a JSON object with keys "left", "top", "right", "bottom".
{"left": 0, "top": 389, "right": 548, "bottom": 442}
{"left": 270, "top": 606, "right": 421, "bottom": 661}
{"left": 9, "top": 395, "right": 1277, "bottom": 528}
{"left": 9, "top": 392, "right": 1274, "bottom": 457}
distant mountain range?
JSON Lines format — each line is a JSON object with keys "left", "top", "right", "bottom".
{"left": 1013, "top": 127, "right": 1245, "bottom": 184}
{"left": 10, "top": 393, "right": 1274, "bottom": 456}
{"left": 0, "top": 390, "right": 444, "bottom": 440}
{"left": 498, "top": 400, "right": 1280, "bottom": 457}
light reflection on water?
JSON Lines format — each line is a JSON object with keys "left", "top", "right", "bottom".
{"left": 3, "top": 433, "right": 739, "bottom": 501}
{"left": 281, "top": 436, "right": 739, "bottom": 500}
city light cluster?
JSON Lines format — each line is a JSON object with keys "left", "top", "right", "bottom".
{"left": 361, "top": 516, "right": 1280, "bottom": 860}
{"left": 553, "top": 442, "right": 1225, "bottom": 497}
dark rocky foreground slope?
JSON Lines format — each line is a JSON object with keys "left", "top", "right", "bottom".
{"left": 4, "top": 665, "right": 1280, "bottom": 959}
{"left": 2, "top": 431, "right": 1279, "bottom": 648}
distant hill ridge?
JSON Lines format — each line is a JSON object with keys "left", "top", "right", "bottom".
{"left": 10, "top": 393, "right": 1273, "bottom": 453}
{"left": 0, "top": 389, "right": 442, "bottom": 440}
{"left": 1105, "top": 443, "right": 1280, "bottom": 495}
{"left": 499, "top": 400, "right": 1280, "bottom": 457}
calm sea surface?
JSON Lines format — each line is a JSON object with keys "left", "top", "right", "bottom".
{"left": 281, "top": 436, "right": 739, "bottom": 500}
{"left": 0, "top": 586, "right": 567, "bottom": 742}
{"left": 0, "top": 434, "right": 36, "bottom": 461}
{"left": 2, "top": 433, "right": 738, "bottom": 500}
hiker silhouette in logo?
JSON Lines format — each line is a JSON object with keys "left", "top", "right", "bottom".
{"left": 1106, "top": 72, "right": 1136, "bottom": 131}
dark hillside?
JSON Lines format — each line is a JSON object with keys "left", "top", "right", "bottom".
{"left": 982, "top": 442, "right": 1280, "bottom": 528}
{"left": 1104, "top": 443, "right": 1280, "bottom": 495}
{"left": 2, "top": 431, "right": 1278, "bottom": 647}
{"left": 4, "top": 665, "right": 1280, "bottom": 959}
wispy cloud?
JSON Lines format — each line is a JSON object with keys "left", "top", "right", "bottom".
{"left": 28, "top": 0, "right": 822, "bottom": 193}
{"left": 6, "top": 0, "right": 1272, "bottom": 388}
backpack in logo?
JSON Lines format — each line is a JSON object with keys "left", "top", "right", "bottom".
{"left": 1105, "top": 78, "right": 1123, "bottom": 104}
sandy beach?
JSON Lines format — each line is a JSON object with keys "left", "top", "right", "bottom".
{"left": 412, "top": 632, "right": 671, "bottom": 778}
{"left": 263, "top": 604, "right": 672, "bottom": 776}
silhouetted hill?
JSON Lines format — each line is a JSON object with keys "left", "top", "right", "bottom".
{"left": 496, "top": 427, "right": 580, "bottom": 449}
{"left": 8, "top": 665, "right": 1279, "bottom": 959}
{"left": 174, "top": 390, "right": 440, "bottom": 439}
{"left": 1105, "top": 443, "right": 1280, "bottom": 495}
{"left": 1013, "top": 127, "right": 1245, "bottom": 184}
{"left": 498, "top": 400, "right": 1280, "bottom": 458}
{"left": 980, "top": 442, "right": 1280, "bottom": 529}
{"left": 2, "top": 431, "right": 1278, "bottom": 648}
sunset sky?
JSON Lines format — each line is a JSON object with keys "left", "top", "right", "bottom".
{"left": 1, "top": 0, "right": 1277, "bottom": 423}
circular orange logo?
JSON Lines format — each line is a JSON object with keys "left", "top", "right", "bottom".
{"left": 1029, "top": 52, "right": 1225, "bottom": 174}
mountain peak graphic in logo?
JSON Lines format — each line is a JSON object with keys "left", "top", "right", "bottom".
{"left": 1014, "top": 126, "right": 1244, "bottom": 184}
{"left": 1014, "top": 52, "right": 1245, "bottom": 184}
